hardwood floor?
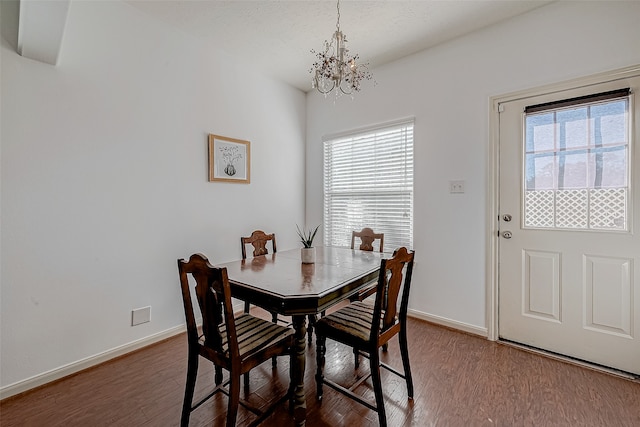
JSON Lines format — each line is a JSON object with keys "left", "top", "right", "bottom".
{"left": 2, "top": 312, "right": 639, "bottom": 426}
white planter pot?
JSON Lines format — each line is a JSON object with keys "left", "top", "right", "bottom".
{"left": 301, "top": 247, "right": 316, "bottom": 264}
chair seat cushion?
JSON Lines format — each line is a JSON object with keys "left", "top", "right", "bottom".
{"left": 200, "top": 313, "right": 294, "bottom": 360}
{"left": 316, "top": 302, "right": 386, "bottom": 346}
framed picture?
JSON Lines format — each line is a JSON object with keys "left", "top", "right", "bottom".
{"left": 208, "top": 134, "right": 250, "bottom": 183}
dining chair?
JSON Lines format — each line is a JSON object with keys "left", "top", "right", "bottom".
{"left": 177, "top": 253, "right": 295, "bottom": 427}
{"left": 314, "top": 247, "right": 415, "bottom": 427}
{"left": 241, "top": 230, "right": 316, "bottom": 344}
{"left": 350, "top": 227, "right": 384, "bottom": 302}
{"left": 241, "top": 229, "right": 277, "bottom": 259}
{"left": 241, "top": 230, "right": 277, "bottom": 316}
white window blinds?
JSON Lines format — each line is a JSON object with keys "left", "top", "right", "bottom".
{"left": 323, "top": 120, "right": 414, "bottom": 250}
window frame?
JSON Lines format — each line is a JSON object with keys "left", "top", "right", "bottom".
{"left": 322, "top": 119, "right": 415, "bottom": 250}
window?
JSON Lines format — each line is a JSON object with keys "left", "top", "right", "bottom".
{"left": 523, "top": 89, "right": 630, "bottom": 231}
{"left": 323, "top": 120, "right": 414, "bottom": 249}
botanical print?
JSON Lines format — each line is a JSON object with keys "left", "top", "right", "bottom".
{"left": 208, "top": 134, "right": 250, "bottom": 183}
{"left": 218, "top": 143, "right": 244, "bottom": 177}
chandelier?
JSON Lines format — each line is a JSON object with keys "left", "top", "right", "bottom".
{"left": 310, "top": 0, "right": 373, "bottom": 96}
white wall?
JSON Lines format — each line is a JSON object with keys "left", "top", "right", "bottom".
{"left": 3, "top": 0, "right": 639, "bottom": 396}
{"left": 0, "top": 1, "right": 306, "bottom": 390}
{"left": 306, "top": 1, "right": 640, "bottom": 332}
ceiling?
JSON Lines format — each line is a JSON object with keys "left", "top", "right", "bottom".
{"left": 126, "top": 1, "right": 553, "bottom": 92}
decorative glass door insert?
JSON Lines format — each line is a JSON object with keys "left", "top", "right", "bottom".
{"left": 523, "top": 90, "right": 630, "bottom": 231}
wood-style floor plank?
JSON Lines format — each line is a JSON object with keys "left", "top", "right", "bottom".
{"left": 2, "top": 311, "right": 639, "bottom": 426}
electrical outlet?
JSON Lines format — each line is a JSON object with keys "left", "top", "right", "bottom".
{"left": 449, "top": 180, "right": 465, "bottom": 194}
{"left": 131, "top": 306, "right": 151, "bottom": 326}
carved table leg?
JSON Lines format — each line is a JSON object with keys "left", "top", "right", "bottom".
{"left": 291, "top": 315, "right": 307, "bottom": 426}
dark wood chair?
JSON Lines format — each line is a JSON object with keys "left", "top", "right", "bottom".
{"left": 241, "top": 229, "right": 277, "bottom": 260}
{"left": 241, "top": 230, "right": 277, "bottom": 315}
{"left": 177, "top": 253, "right": 295, "bottom": 427}
{"left": 351, "top": 227, "right": 384, "bottom": 252}
{"left": 241, "top": 230, "right": 316, "bottom": 344}
{"left": 314, "top": 247, "right": 415, "bottom": 427}
{"left": 350, "top": 227, "right": 384, "bottom": 302}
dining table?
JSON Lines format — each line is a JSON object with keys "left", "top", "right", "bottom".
{"left": 216, "top": 246, "right": 387, "bottom": 426}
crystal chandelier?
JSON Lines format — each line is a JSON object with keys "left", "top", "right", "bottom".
{"left": 310, "top": 0, "right": 373, "bottom": 96}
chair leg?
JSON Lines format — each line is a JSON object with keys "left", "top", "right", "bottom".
{"left": 244, "top": 372, "right": 249, "bottom": 391}
{"left": 272, "top": 312, "right": 278, "bottom": 367}
{"left": 353, "top": 347, "right": 360, "bottom": 369}
{"left": 226, "top": 374, "right": 241, "bottom": 427}
{"left": 399, "top": 325, "right": 414, "bottom": 398}
{"left": 181, "top": 352, "right": 199, "bottom": 427}
{"left": 244, "top": 301, "right": 250, "bottom": 313}
{"left": 215, "top": 366, "right": 223, "bottom": 385}
{"left": 370, "top": 349, "right": 387, "bottom": 427}
{"left": 315, "top": 334, "right": 326, "bottom": 400}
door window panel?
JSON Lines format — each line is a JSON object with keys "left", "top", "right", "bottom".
{"left": 523, "top": 93, "right": 629, "bottom": 231}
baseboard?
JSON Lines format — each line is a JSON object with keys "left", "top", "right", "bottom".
{"left": 2, "top": 309, "right": 484, "bottom": 401}
{"left": 0, "top": 325, "right": 186, "bottom": 401}
{"left": 408, "top": 309, "right": 488, "bottom": 338}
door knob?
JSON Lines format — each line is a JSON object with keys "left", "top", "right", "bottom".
{"left": 502, "top": 231, "right": 512, "bottom": 239}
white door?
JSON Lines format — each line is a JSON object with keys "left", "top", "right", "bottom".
{"left": 498, "top": 73, "right": 640, "bottom": 375}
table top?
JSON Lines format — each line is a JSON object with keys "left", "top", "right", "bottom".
{"left": 217, "top": 246, "right": 386, "bottom": 316}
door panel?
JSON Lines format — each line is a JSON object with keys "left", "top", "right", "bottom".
{"left": 523, "top": 250, "right": 560, "bottom": 322}
{"left": 584, "top": 255, "right": 632, "bottom": 337}
{"left": 498, "top": 75, "right": 640, "bottom": 375}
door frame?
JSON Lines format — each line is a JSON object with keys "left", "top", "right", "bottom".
{"left": 486, "top": 64, "right": 640, "bottom": 341}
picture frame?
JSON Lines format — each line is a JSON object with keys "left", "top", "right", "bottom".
{"left": 208, "top": 134, "right": 251, "bottom": 183}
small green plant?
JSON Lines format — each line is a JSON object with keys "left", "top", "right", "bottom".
{"left": 296, "top": 224, "right": 320, "bottom": 248}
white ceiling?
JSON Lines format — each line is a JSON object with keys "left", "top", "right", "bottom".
{"left": 125, "top": 1, "right": 553, "bottom": 92}
{"left": 126, "top": 0, "right": 550, "bottom": 91}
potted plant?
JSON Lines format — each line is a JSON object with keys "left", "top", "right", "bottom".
{"left": 296, "top": 224, "right": 320, "bottom": 264}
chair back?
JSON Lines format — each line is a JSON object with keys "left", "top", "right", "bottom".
{"left": 371, "top": 247, "right": 414, "bottom": 342}
{"left": 351, "top": 227, "right": 384, "bottom": 252}
{"left": 177, "top": 254, "right": 239, "bottom": 360}
{"left": 241, "top": 230, "right": 277, "bottom": 259}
